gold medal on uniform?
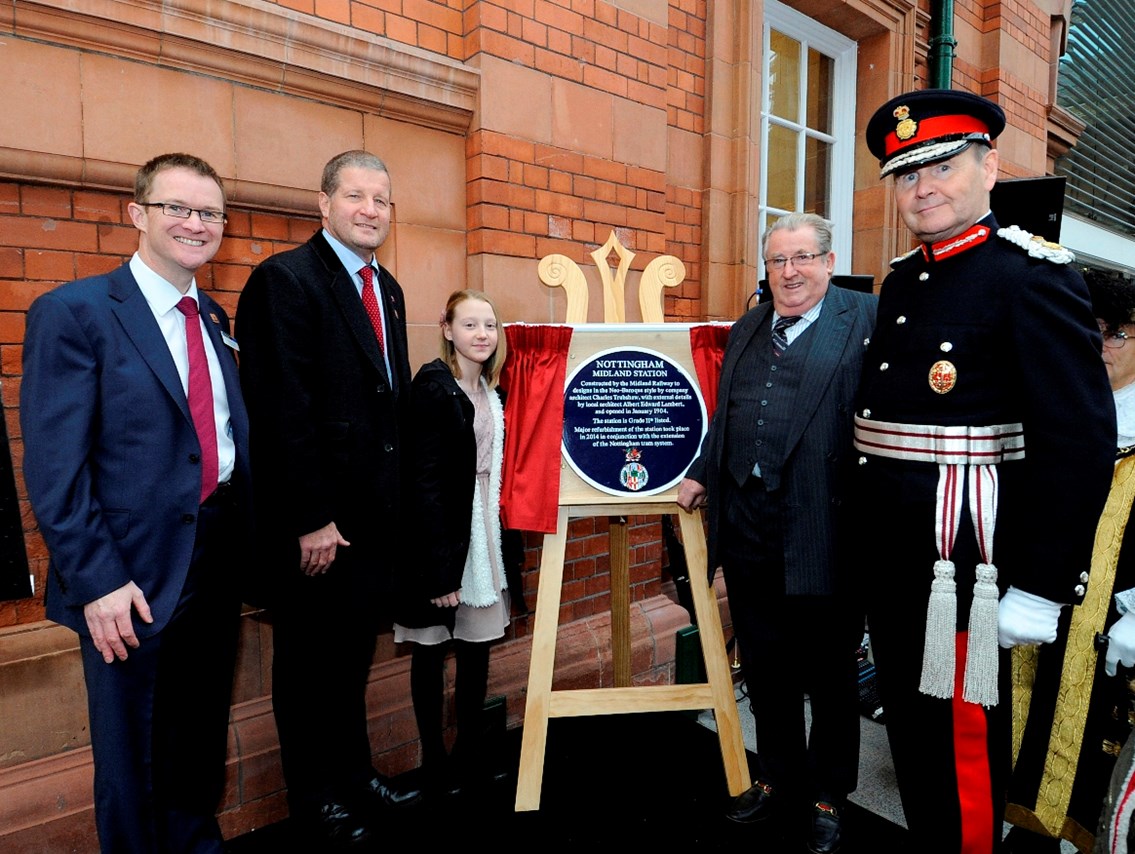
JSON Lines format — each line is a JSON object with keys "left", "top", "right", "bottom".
{"left": 929, "top": 360, "right": 956, "bottom": 394}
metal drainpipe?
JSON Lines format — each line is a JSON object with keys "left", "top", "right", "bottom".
{"left": 928, "top": 0, "right": 958, "bottom": 88}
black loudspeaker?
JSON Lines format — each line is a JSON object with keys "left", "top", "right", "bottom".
{"left": 832, "top": 274, "right": 875, "bottom": 293}
{"left": 990, "top": 175, "right": 1067, "bottom": 243}
{"left": 0, "top": 408, "right": 31, "bottom": 601}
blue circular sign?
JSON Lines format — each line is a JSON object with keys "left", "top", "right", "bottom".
{"left": 562, "top": 346, "right": 707, "bottom": 496}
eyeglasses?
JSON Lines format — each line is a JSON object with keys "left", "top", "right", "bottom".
{"left": 1103, "top": 329, "right": 1131, "bottom": 349}
{"left": 140, "top": 202, "right": 227, "bottom": 225}
{"left": 764, "top": 253, "right": 821, "bottom": 271}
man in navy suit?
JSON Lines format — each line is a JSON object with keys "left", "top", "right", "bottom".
{"left": 678, "top": 212, "right": 876, "bottom": 854}
{"left": 236, "top": 150, "right": 420, "bottom": 849}
{"left": 21, "top": 153, "right": 251, "bottom": 853}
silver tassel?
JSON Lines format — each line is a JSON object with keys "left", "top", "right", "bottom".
{"left": 963, "top": 562, "right": 999, "bottom": 706}
{"left": 920, "top": 559, "right": 957, "bottom": 698}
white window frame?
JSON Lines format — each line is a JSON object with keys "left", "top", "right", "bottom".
{"left": 760, "top": 0, "right": 857, "bottom": 276}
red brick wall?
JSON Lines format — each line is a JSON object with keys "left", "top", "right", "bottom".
{"left": 461, "top": 0, "right": 702, "bottom": 306}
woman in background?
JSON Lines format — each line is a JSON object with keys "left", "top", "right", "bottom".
{"left": 1007, "top": 269, "right": 1135, "bottom": 853}
{"left": 395, "top": 289, "right": 509, "bottom": 797}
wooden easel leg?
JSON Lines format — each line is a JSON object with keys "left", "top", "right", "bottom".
{"left": 677, "top": 509, "right": 751, "bottom": 797}
{"left": 609, "top": 516, "right": 630, "bottom": 687}
{"left": 514, "top": 506, "right": 570, "bottom": 811}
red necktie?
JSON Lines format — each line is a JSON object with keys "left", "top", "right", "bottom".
{"left": 359, "top": 265, "right": 385, "bottom": 354}
{"left": 175, "top": 297, "right": 218, "bottom": 504}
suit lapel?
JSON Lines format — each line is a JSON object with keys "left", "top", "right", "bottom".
{"left": 719, "top": 303, "right": 772, "bottom": 406}
{"left": 311, "top": 234, "right": 392, "bottom": 390}
{"left": 107, "top": 265, "right": 193, "bottom": 426}
{"left": 782, "top": 286, "right": 855, "bottom": 457}
{"left": 199, "top": 292, "right": 249, "bottom": 437}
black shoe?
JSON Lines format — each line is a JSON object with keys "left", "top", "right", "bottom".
{"left": 297, "top": 801, "right": 372, "bottom": 849}
{"left": 807, "top": 801, "right": 842, "bottom": 854}
{"left": 725, "top": 780, "right": 779, "bottom": 824}
{"left": 363, "top": 772, "right": 423, "bottom": 810}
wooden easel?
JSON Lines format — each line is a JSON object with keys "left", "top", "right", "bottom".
{"left": 514, "top": 233, "right": 750, "bottom": 811}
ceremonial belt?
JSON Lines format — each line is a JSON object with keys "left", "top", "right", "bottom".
{"left": 855, "top": 416, "right": 1026, "bottom": 708}
{"left": 853, "top": 416, "right": 1025, "bottom": 465}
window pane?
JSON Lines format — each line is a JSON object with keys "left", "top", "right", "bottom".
{"left": 768, "top": 124, "right": 798, "bottom": 210}
{"left": 769, "top": 30, "right": 800, "bottom": 123}
{"left": 1055, "top": 0, "right": 1135, "bottom": 234}
{"left": 805, "top": 136, "right": 831, "bottom": 218}
{"left": 806, "top": 48, "right": 833, "bottom": 134}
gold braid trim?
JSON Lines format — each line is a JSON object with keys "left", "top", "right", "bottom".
{"left": 1011, "top": 456, "right": 1135, "bottom": 838}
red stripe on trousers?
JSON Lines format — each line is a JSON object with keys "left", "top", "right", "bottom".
{"left": 953, "top": 631, "right": 994, "bottom": 854}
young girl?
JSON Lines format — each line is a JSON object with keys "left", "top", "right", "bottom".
{"left": 394, "top": 289, "right": 509, "bottom": 797}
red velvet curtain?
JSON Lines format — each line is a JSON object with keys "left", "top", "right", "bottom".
{"left": 689, "top": 323, "right": 731, "bottom": 419}
{"left": 499, "top": 324, "right": 574, "bottom": 533}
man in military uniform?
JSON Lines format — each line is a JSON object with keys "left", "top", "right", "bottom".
{"left": 856, "top": 89, "right": 1116, "bottom": 853}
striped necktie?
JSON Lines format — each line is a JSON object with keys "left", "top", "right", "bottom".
{"left": 772, "top": 314, "right": 802, "bottom": 357}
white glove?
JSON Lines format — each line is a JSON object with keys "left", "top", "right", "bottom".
{"left": 998, "top": 586, "right": 1063, "bottom": 648}
{"left": 1105, "top": 612, "right": 1135, "bottom": 677}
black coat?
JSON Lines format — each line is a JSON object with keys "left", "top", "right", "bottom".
{"left": 236, "top": 230, "right": 412, "bottom": 608}
{"left": 396, "top": 359, "right": 506, "bottom": 629}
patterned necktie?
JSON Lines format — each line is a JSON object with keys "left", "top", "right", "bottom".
{"left": 359, "top": 265, "right": 385, "bottom": 355}
{"left": 175, "top": 297, "right": 218, "bottom": 503}
{"left": 772, "top": 314, "right": 802, "bottom": 357}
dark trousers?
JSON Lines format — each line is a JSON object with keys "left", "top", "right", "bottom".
{"left": 410, "top": 640, "right": 491, "bottom": 776}
{"left": 80, "top": 492, "right": 241, "bottom": 854}
{"left": 721, "top": 476, "right": 860, "bottom": 804}
{"left": 271, "top": 559, "right": 385, "bottom": 811}
{"left": 858, "top": 458, "right": 1010, "bottom": 853}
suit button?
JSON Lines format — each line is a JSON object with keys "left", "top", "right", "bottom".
{"left": 384, "top": 443, "right": 394, "bottom": 452}
{"left": 858, "top": 456, "right": 867, "bottom": 465}
{"left": 182, "top": 514, "right": 195, "bottom": 524}
{"left": 1080, "top": 571, "right": 1090, "bottom": 583}
{"left": 189, "top": 453, "right": 200, "bottom": 464}
{"left": 1074, "top": 584, "right": 1086, "bottom": 597}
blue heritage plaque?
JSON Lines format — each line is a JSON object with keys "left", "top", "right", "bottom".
{"left": 562, "top": 346, "right": 707, "bottom": 497}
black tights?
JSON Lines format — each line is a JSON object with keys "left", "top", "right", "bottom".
{"left": 410, "top": 640, "right": 491, "bottom": 773}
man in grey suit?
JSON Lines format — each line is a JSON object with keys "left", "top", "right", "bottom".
{"left": 678, "top": 212, "right": 876, "bottom": 854}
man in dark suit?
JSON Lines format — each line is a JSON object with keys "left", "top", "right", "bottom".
{"left": 21, "top": 153, "right": 250, "bottom": 853}
{"left": 236, "top": 150, "right": 421, "bottom": 848}
{"left": 678, "top": 212, "right": 876, "bottom": 854}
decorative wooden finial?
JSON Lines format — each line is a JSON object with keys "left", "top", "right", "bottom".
{"left": 538, "top": 230, "right": 685, "bottom": 323}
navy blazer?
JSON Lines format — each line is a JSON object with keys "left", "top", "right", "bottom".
{"left": 687, "top": 283, "right": 877, "bottom": 595}
{"left": 21, "top": 263, "right": 252, "bottom": 637}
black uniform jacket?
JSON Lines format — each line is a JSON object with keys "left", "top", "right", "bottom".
{"left": 855, "top": 215, "right": 1115, "bottom": 606}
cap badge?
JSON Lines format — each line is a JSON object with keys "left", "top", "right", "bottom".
{"left": 929, "top": 360, "right": 957, "bottom": 394}
{"left": 893, "top": 105, "right": 918, "bottom": 141}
